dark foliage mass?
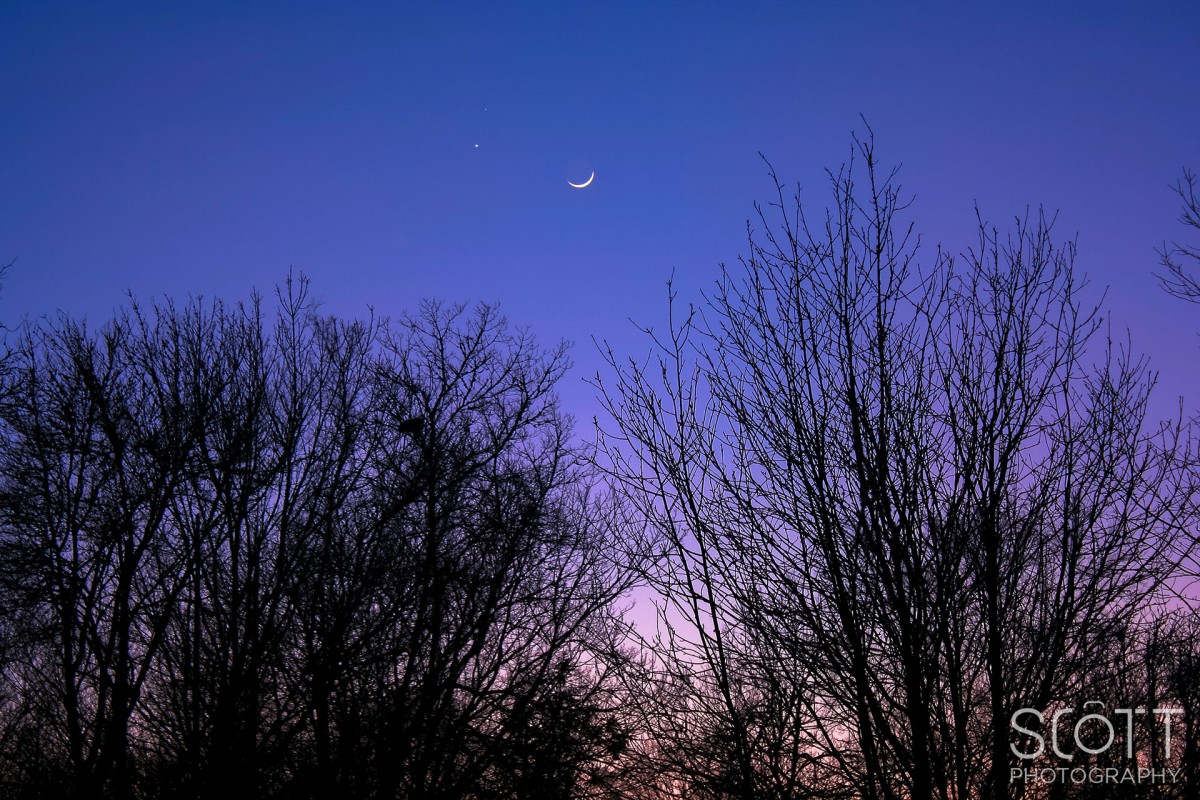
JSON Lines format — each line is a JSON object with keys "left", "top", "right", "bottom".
{"left": 2, "top": 137, "right": 1200, "bottom": 800}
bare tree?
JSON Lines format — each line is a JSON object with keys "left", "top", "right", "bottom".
{"left": 1156, "top": 169, "right": 1200, "bottom": 303}
{"left": 0, "top": 280, "right": 641, "bottom": 800}
{"left": 596, "top": 132, "right": 1198, "bottom": 800}
{"left": 361, "top": 299, "right": 639, "bottom": 799}
{"left": 0, "top": 303, "right": 218, "bottom": 799}
{"left": 134, "top": 282, "right": 381, "bottom": 799}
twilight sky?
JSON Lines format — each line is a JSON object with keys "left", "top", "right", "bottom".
{"left": 3, "top": 1, "right": 1199, "bottom": 428}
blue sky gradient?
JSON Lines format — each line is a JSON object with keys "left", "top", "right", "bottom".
{"left": 3, "top": 1, "right": 1199, "bottom": 425}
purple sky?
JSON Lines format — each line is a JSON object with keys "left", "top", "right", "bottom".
{"left": 3, "top": 1, "right": 1199, "bottom": 428}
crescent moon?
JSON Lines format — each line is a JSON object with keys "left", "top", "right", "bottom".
{"left": 568, "top": 171, "right": 595, "bottom": 188}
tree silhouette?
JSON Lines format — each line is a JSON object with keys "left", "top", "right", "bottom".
{"left": 595, "top": 131, "right": 1199, "bottom": 800}
{"left": 3, "top": 148, "right": 1199, "bottom": 800}
{"left": 1157, "top": 168, "right": 1200, "bottom": 304}
{"left": 0, "top": 278, "right": 638, "bottom": 800}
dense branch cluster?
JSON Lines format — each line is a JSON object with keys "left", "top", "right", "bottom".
{"left": 0, "top": 282, "right": 637, "bottom": 799}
